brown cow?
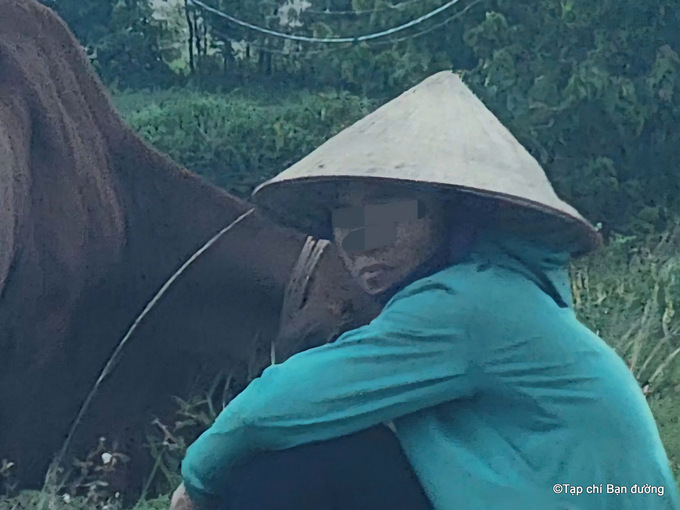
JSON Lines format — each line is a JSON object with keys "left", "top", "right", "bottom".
{"left": 0, "top": 0, "right": 380, "bottom": 493}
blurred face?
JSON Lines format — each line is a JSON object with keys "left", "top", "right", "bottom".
{"left": 331, "top": 182, "right": 447, "bottom": 296}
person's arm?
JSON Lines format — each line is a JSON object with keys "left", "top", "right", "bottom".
{"left": 181, "top": 279, "right": 479, "bottom": 507}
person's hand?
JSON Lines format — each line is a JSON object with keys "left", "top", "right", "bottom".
{"left": 169, "top": 483, "right": 196, "bottom": 510}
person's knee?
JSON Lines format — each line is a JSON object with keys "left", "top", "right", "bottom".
{"left": 223, "top": 426, "right": 432, "bottom": 510}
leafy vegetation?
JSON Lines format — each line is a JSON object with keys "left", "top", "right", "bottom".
{"left": 0, "top": 491, "right": 169, "bottom": 510}
{"left": 572, "top": 228, "right": 680, "bottom": 480}
{"left": 114, "top": 87, "right": 375, "bottom": 195}
{"left": 41, "top": 0, "right": 680, "bottom": 236}
{"left": 38, "top": 0, "right": 176, "bottom": 89}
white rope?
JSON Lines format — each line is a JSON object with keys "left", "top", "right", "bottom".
{"left": 212, "top": 0, "right": 479, "bottom": 58}
{"left": 280, "top": 236, "right": 329, "bottom": 322}
{"left": 304, "top": 0, "right": 427, "bottom": 15}
{"left": 275, "top": 236, "right": 329, "bottom": 363}
{"left": 45, "top": 207, "right": 256, "bottom": 487}
{"left": 212, "top": 29, "right": 349, "bottom": 56}
{"left": 188, "top": 0, "right": 466, "bottom": 43}
{"left": 372, "top": 0, "right": 482, "bottom": 45}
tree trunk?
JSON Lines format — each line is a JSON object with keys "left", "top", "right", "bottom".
{"left": 203, "top": 19, "right": 208, "bottom": 57}
{"left": 195, "top": 17, "right": 202, "bottom": 66}
{"left": 184, "top": 0, "right": 194, "bottom": 74}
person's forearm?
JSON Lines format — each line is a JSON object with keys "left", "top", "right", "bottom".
{"left": 224, "top": 327, "right": 474, "bottom": 453}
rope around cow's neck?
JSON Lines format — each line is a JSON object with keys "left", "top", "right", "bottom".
{"left": 44, "top": 207, "right": 258, "bottom": 491}
{"left": 274, "top": 236, "right": 330, "bottom": 364}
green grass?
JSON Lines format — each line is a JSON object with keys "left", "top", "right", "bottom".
{"left": 0, "top": 491, "right": 170, "bottom": 510}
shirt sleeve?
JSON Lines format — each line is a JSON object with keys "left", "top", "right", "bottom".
{"left": 181, "top": 278, "right": 479, "bottom": 507}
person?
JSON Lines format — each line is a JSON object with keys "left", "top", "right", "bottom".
{"left": 170, "top": 71, "right": 680, "bottom": 510}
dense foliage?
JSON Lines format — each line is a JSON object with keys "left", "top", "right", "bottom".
{"left": 38, "top": 0, "right": 175, "bottom": 89}
{"left": 46, "top": 0, "right": 680, "bottom": 237}
{"left": 459, "top": 1, "right": 680, "bottom": 238}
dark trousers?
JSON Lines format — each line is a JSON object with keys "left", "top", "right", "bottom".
{"left": 222, "top": 425, "right": 434, "bottom": 510}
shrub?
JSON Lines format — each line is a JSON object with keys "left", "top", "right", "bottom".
{"left": 115, "top": 87, "right": 375, "bottom": 198}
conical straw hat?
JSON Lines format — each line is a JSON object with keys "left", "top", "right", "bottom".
{"left": 252, "top": 71, "right": 602, "bottom": 257}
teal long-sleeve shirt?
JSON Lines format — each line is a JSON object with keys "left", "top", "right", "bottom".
{"left": 182, "top": 232, "right": 680, "bottom": 510}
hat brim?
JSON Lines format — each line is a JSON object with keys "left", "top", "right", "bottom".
{"left": 253, "top": 176, "right": 603, "bottom": 258}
